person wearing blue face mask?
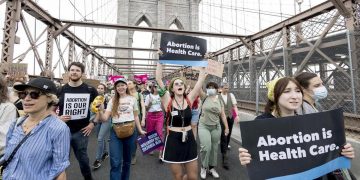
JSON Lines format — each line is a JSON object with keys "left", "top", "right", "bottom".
{"left": 295, "top": 72, "right": 356, "bottom": 179}
{"left": 295, "top": 72, "right": 328, "bottom": 114}
{"left": 198, "top": 82, "right": 229, "bottom": 179}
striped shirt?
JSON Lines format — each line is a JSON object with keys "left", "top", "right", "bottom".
{"left": 1, "top": 115, "right": 70, "bottom": 180}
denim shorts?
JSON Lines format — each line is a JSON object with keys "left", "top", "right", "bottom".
{"left": 191, "top": 108, "right": 200, "bottom": 125}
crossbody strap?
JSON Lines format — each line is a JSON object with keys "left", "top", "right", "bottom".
{"left": 1, "top": 132, "right": 32, "bottom": 168}
{"left": 1, "top": 114, "right": 48, "bottom": 169}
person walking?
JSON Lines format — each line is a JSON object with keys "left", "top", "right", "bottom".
{"left": 238, "top": 77, "right": 355, "bottom": 179}
{"left": 155, "top": 63, "right": 207, "bottom": 180}
{"left": 1, "top": 77, "right": 70, "bottom": 180}
{"left": 57, "top": 62, "right": 98, "bottom": 180}
{"left": 295, "top": 72, "right": 357, "bottom": 179}
{"left": 127, "top": 79, "right": 146, "bottom": 165}
{"left": 96, "top": 77, "right": 146, "bottom": 180}
{"left": 92, "top": 83, "right": 110, "bottom": 169}
{"left": 218, "top": 83, "right": 239, "bottom": 169}
{"left": 144, "top": 82, "right": 164, "bottom": 161}
{"left": 198, "top": 82, "right": 229, "bottom": 179}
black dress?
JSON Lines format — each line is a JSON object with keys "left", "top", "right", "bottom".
{"left": 162, "top": 106, "right": 198, "bottom": 163}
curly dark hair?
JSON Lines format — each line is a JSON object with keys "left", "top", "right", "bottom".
{"left": 68, "top": 62, "right": 85, "bottom": 73}
{"left": 206, "top": 82, "right": 219, "bottom": 89}
{"left": 0, "top": 75, "right": 9, "bottom": 103}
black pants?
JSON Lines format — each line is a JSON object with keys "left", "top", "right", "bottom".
{"left": 220, "top": 116, "right": 234, "bottom": 154}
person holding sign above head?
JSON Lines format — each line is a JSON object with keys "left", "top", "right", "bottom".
{"left": 295, "top": 72, "right": 356, "bottom": 179}
{"left": 95, "top": 77, "right": 146, "bottom": 180}
{"left": 238, "top": 77, "right": 355, "bottom": 179}
{"left": 155, "top": 62, "right": 207, "bottom": 180}
{"left": 1, "top": 77, "right": 70, "bottom": 180}
{"left": 198, "top": 82, "right": 229, "bottom": 179}
{"left": 56, "top": 62, "right": 98, "bottom": 180}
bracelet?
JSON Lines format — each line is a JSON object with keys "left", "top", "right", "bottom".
{"left": 90, "top": 119, "right": 97, "bottom": 126}
{"left": 158, "top": 87, "right": 167, "bottom": 97}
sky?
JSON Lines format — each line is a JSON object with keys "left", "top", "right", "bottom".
{"left": 0, "top": 0, "right": 325, "bottom": 78}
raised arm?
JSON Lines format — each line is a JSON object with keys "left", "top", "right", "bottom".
{"left": 188, "top": 67, "right": 207, "bottom": 102}
{"left": 156, "top": 63, "right": 171, "bottom": 109}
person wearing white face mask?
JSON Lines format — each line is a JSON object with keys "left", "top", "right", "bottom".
{"left": 198, "top": 82, "right": 229, "bottom": 179}
{"left": 295, "top": 72, "right": 356, "bottom": 179}
{"left": 295, "top": 72, "right": 328, "bottom": 114}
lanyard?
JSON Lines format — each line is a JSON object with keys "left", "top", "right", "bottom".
{"left": 174, "top": 98, "right": 185, "bottom": 128}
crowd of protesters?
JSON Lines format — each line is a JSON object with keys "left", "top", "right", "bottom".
{"left": 0, "top": 61, "right": 356, "bottom": 180}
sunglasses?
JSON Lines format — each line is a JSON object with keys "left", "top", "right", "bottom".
{"left": 18, "top": 90, "right": 44, "bottom": 99}
{"left": 174, "top": 82, "right": 184, "bottom": 86}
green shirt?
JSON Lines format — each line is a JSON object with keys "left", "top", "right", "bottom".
{"left": 199, "top": 95, "right": 223, "bottom": 126}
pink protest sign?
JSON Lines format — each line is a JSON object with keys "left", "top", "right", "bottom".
{"left": 108, "top": 75, "right": 124, "bottom": 83}
{"left": 134, "top": 74, "right": 148, "bottom": 84}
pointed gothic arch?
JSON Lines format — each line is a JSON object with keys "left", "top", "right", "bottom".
{"left": 167, "top": 16, "right": 185, "bottom": 30}
{"left": 132, "top": 13, "right": 154, "bottom": 27}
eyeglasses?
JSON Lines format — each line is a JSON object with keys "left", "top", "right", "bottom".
{"left": 18, "top": 90, "right": 44, "bottom": 99}
{"left": 174, "top": 82, "right": 184, "bottom": 86}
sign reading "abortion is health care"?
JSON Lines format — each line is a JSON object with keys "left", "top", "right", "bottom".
{"left": 159, "top": 33, "right": 207, "bottom": 67}
{"left": 240, "top": 108, "right": 350, "bottom": 180}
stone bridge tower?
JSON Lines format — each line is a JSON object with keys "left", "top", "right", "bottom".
{"left": 115, "top": 0, "right": 200, "bottom": 65}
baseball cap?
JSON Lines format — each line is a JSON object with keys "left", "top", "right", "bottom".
{"left": 114, "top": 77, "right": 127, "bottom": 86}
{"left": 14, "top": 77, "right": 57, "bottom": 94}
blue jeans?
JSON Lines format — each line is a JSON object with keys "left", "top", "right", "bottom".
{"left": 71, "top": 131, "right": 92, "bottom": 180}
{"left": 109, "top": 128, "right": 137, "bottom": 180}
{"left": 132, "top": 114, "right": 141, "bottom": 158}
{"left": 95, "top": 121, "right": 110, "bottom": 160}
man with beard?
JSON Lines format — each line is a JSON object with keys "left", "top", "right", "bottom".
{"left": 57, "top": 62, "right": 98, "bottom": 180}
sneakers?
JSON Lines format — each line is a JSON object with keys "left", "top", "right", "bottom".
{"left": 131, "top": 156, "right": 137, "bottom": 165}
{"left": 200, "top": 167, "right": 207, "bottom": 179}
{"left": 209, "top": 168, "right": 220, "bottom": 178}
{"left": 101, "top": 152, "right": 109, "bottom": 161}
{"left": 93, "top": 160, "right": 101, "bottom": 169}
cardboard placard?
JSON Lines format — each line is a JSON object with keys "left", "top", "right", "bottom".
{"left": 7, "top": 63, "right": 28, "bottom": 78}
{"left": 193, "top": 59, "right": 224, "bottom": 77}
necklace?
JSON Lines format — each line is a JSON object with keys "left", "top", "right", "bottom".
{"left": 22, "top": 114, "right": 50, "bottom": 134}
{"left": 22, "top": 120, "right": 40, "bottom": 134}
{"left": 174, "top": 97, "right": 185, "bottom": 128}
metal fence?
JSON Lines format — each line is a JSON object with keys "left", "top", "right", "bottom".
{"left": 214, "top": 4, "right": 360, "bottom": 118}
